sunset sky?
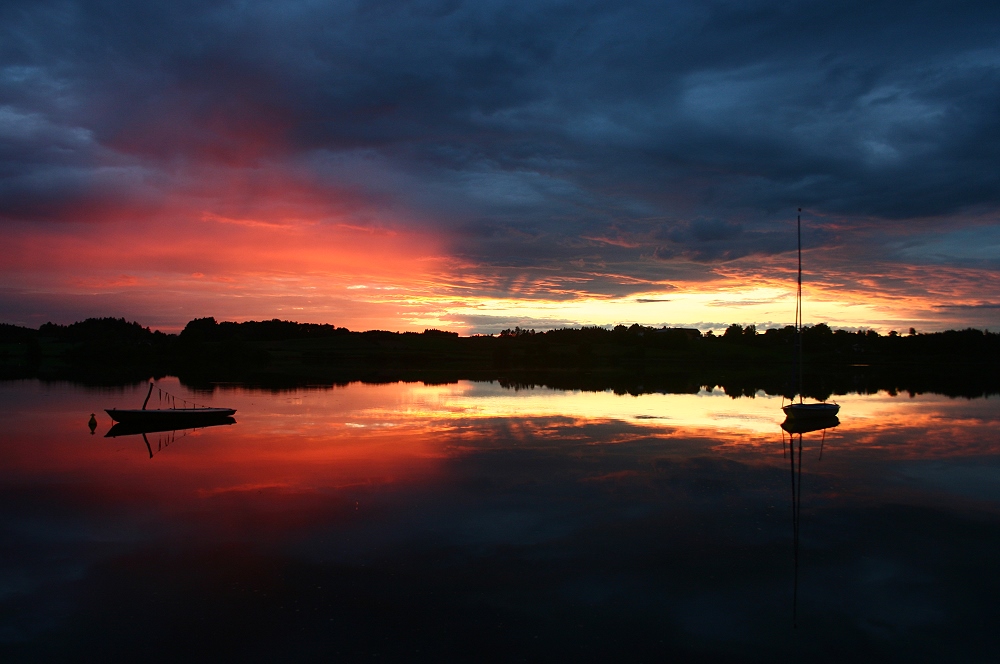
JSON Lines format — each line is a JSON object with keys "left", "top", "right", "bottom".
{"left": 2, "top": 0, "right": 1000, "bottom": 334}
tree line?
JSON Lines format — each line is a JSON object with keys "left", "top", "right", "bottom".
{"left": 1, "top": 316, "right": 998, "bottom": 397}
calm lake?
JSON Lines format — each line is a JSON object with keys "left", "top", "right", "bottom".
{"left": 3, "top": 378, "right": 999, "bottom": 662}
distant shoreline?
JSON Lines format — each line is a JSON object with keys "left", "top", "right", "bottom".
{"left": 3, "top": 317, "right": 999, "bottom": 399}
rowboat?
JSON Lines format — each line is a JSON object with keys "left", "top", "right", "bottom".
{"left": 105, "top": 383, "right": 236, "bottom": 425}
{"left": 105, "top": 408, "right": 236, "bottom": 425}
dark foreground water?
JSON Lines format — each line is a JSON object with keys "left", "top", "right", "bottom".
{"left": 2, "top": 379, "right": 999, "bottom": 662}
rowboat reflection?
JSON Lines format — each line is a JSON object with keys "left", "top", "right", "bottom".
{"left": 105, "top": 416, "right": 236, "bottom": 458}
{"left": 782, "top": 414, "right": 839, "bottom": 628}
{"left": 105, "top": 415, "right": 236, "bottom": 438}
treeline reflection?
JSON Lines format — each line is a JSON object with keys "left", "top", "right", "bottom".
{"left": 2, "top": 317, "right": 1000, "bottom": 399}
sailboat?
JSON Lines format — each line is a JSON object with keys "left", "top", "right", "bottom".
{"left": 782, "top": 208, "right": 840, "bottom": 421}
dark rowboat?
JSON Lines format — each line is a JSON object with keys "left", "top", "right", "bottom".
{"left": 105, "top": 408, "right": 236, "bottom": 425}
{"left": 106, "top": 383, "right": 236, "bottom": 425}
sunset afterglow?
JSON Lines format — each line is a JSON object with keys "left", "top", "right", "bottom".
{"left": 3, "top": 2, "right": 1000, "bottom": 332}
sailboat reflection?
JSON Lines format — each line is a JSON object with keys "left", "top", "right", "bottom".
{"left": 105, "top": 416, "right": 236, "bottom": 459}
{"left": 781, "top": 414, "right": 839, "bottom": 628}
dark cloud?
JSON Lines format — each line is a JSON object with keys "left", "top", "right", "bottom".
{"left": 649, "top": 216, "right": 798, "bottom": 262}
{"left": 3, "top": 0, "right": 1000, "bottom": 274}
{"left": 934, "top": 303, "right": 1000, "bottom": 310}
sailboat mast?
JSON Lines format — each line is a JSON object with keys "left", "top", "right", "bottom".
{"left": 797, "top": 209, "right": 804, "bottom": 403}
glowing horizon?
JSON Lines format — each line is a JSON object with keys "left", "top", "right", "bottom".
{"left": 3, "top": 215, "right": 989, "bottom": 335}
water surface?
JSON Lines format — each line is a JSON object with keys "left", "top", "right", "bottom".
{"left": 2, "top": 379, "right": 999, "bottom": 662}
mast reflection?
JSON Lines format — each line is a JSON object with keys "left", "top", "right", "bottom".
{"left": 105, "top": 417, "right": 236, "bottom": 458}
{"left": 781, "top": 414, "right": 839, "bottom": 628}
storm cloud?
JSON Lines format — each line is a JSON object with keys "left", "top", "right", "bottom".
{"left": 2, "top": 0, "right": 1000, "bottom": 329}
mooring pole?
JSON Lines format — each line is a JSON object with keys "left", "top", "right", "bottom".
{"left": 142, "top": 382, "right": 154, "bottom": 410}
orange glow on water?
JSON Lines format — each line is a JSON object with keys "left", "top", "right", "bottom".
{"left": 6, "top": 379, "right": 999, "bottom": 511}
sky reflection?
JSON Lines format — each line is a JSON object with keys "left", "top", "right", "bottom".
{"left": 2, "top": 379, "right": 999, "bottom": 661}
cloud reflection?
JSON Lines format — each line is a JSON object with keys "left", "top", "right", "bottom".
{"left": 3, "top": 379, "right": 1000, "bottom": 659}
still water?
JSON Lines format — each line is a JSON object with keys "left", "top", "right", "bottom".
{"left": 2, "top": 379, "right": 999, "bottom": 662}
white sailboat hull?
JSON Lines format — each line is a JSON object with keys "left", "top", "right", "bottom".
{"left": 782, "top": 402, "right": 840, "bottom": 419}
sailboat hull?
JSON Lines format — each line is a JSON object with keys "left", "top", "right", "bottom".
{"left": 782, "top": 402, "right": 840, "bottom": 419}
